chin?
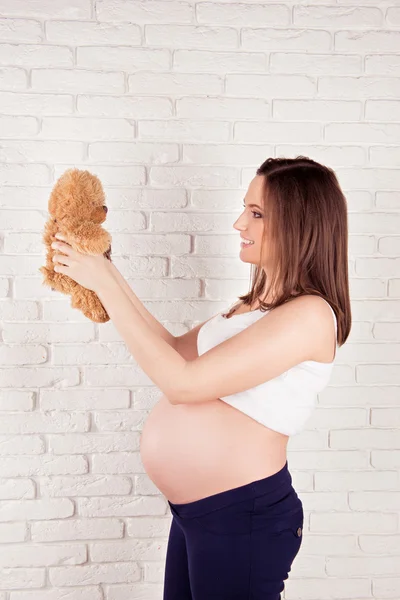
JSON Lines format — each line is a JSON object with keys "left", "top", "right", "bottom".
{"left": 240, "top": 248, "right": 258, "bottom": 264}
{"left": 240, "top": 256, "right": 257, "bottom": 265}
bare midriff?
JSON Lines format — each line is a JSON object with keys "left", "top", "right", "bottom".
{"left": 140, "top": 301, "right": 289, "bottom": 505}
{"left": 140, "top": 395, "right": 289, "bottom": 504}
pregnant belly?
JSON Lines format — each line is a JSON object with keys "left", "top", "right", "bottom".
{"left": 140, "top": 394, "right": 289, "bottom": 504}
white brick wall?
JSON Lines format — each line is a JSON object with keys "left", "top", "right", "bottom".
{"left": 0, "top": 0, "right": 399, "bottom": 598}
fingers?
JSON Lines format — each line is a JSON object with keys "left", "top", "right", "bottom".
{"left": 54, "top": 233, "right": 71, "bottom": 247}
{"left": 52, "top": 254, "right": 69, "bottom": 266}
{"left": 51, "top": 241, "right": 70, "bottom": 254}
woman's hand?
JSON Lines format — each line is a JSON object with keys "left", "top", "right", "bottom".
{"left": 51, "top": 233, "right": 114, "bottom": 294}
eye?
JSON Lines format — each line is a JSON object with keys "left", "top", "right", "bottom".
{"left": 242, "top": 203, "right": 262, "bottom": 219}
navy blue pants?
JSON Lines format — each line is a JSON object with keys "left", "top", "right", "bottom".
{"left": 163, "top": 461, "right": 303, "bottom": 599}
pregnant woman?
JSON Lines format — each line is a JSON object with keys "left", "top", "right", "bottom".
{"left": 51, "top": 156, "right": 351, "bottom": 599}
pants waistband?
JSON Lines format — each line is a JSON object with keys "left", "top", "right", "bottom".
{"left": 168, "top": 460, "right": 293, "bottom": 519}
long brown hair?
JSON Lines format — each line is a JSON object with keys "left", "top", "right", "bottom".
{"left": 230, "top": 156, "right": 351, "bottom": 347}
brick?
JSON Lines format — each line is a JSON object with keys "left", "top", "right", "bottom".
{"left": 273, "top": 99, "right": 361, "bottom": 120}
{"left": 128, "top": 72, "right": 223, "bottom": 95}
{"left": 3, "top": 323, "right": 96, "bottom": 344}
{"left": 372, "top": 578, "right": 400, "bottom": 599}
{"left": 10, "top": 589, "right": 103, "bottom": 600}
{"left": 0, "top": 478, "right": 35, "bottom": 499}
{"left": 0, "top": 91, "right": 73, "bottom": 115}
{"left": 0, "top": 346, "right": 45, "bottom": 369}
{"left": 294, "top": 5, "right": 381, "bottom": 27}
{"left": 77, "top": 94, "right": 172, "bottom": 118}
{"left": 330, "top": 429, "right": 400, "bottom": 449}
{"left": 0, "top": 455, "right": 88, "bottom": 476}
{"left": 53, "top": 164, "right": 145, "bottom": 187}
{"left": 106, "top": 586, "right": 164, "bottom": 600}
{"left": 88, "top": 141, "right": 178, "bottom": 164}
{"left": 174, "top": 50, "right": 266, "bottom": 73}
{"left": 310, "top": 511, "right": 397, "bottom": 533}
{"left": 77, "top": 46, "right": 169, "bottom": 71}
{"left": 52, "top": 341, "right": 133, "bottom": 366}
{"left": 0, "top": 44, "right": 72, "bottom": 67}
{"left": 327, "top": 555, "right": 400, "bottom": 577}
{"left": 93, "top": 411, "right": 143, "bottom": 432}
{"left": 0, "top": 0, "right": 90, "bottom": 18}
{"left": 315, "top": 470, "right": 398, "bottom": 491}
{"left": 0, "top": 391, "right": 34, "bottom": 410}
{"left": 0, "top": 18, "right": 42, "bottom": 43}
{"left": 0, "top": 498, "right": 74, "bottom": 521}
{"left": 146, "top": 23, "right": 237, "bottom": 49}
{"left": 0, "top": 412, "right": 89, "bottom": 433}
{"left": 319, "top": 76, "right": 400, "bottom": 99}
{"left": 89, "top": 539, "right": 167, "bottom": 563}
{"left": 40, "top": 390, "right": 129, "bottom": 411}
{"left": 40, "top": 117, "right": 134, "bottom": 140}
{"left": 31, "top": 518, "right": 124, "bottom": 542}
{"left": 0, "top": 522, "right": 27, "bottom": 542}
{"left": 0, "top": 366, "right": 80, "bottom": 387}
{"left": 1, "top": 568, "right": 45, "bottom": 589}
{"left": 46, "top": 20, "right": 140, "bottom": 45}
{"left": 91, "top": 452, "right": 144, "bottom": 474}
{"left": 96, "top": 1, "right": 193, "bottom": 23}
{"left": 0, "top": 435, "right": 44, "bottom": 454}
{"left": 39, "top": 475, "right": 132, "bottom": 497}
{"left": 48, "top": 433, "right": 139, "bottom": 454}
{"left": 198, "top": 2, "right": 288, "bottom": 26}
{"left": 0, "top": 140, "right": 84, "bottom": 163}
{"left": 234, "top": 120, "right": 320, "bottom": 142}
{"left": 0, "top": 544, "right": 87, "bottom": 567}
{"left": 77, "top": 495, "right": 165, "bottom": 518}
{"left": 0, "top": 163, "right": 49, "bottom": 185}
{"left": 31, "top": 69, "right": 124, "bottom": 93}
{"left": 49, "top": 563, "right": 140, "bottom": 586}
{"left": 242, "top": 28, "right": 330, "bottom": 51}
{"left": 284, "top": 577, "right": 370, "bottom": 600}
{"left": 349, "top": 491, "right": 400, "bottom": 511}
{"left": 335, "top": 30, "right": 400, "bottom": 52}
{"left": 0, "top": 66, "right": 27, "bottom": 90}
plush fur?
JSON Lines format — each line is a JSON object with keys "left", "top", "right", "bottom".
{"left": 40, "top": 168, "right": 112, "bottom": 323}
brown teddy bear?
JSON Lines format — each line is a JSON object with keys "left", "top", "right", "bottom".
{"left": 39, "top": 168, "right": 113, "bottom": 323}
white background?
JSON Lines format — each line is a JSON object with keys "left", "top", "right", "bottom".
{"left": 0, "top": 0, "right": 400, "bottom": 599}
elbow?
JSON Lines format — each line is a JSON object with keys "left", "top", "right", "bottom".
{"left": 169, "top": 366, "right": 191, "bottom": 405}
{"left": 167, "top": 396, "right": 180, "bottom": 406}
{"left": 169, "top": 389, "right": 209, "bottom": 406}
{"left": 166, "top": 387, "right": 186, "bottom": 406}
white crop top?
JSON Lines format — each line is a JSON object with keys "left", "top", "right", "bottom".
{"left": 197, "top": 298, "right": 338, "bottom": 436}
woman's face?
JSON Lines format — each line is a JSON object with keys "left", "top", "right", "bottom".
{"left": 233, "top": 175, "right": 266, "bottom": 266}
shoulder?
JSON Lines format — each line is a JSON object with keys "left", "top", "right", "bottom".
{"left": 281, "top": 294, "right": 336, "bottom": 361}
{"left": 285, "top": 293, "right": 331, "bottom": 313}
{"left": 282, "top": 294, "right": 334, "bottom": 329}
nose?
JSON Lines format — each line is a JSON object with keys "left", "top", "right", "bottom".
{"left": 233, "top": 220, "right": 246, "bottom": 232}
{"left": 103, "top": 205, "right": 108, "bottom": 214}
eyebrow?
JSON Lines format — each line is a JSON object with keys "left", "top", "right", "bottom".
{"left": 243, "top": 200, "right": 263, "bottom": 210}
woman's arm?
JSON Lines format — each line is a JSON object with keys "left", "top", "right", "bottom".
{"left": 108, "top": 262, "right": 177, "bottom": 349}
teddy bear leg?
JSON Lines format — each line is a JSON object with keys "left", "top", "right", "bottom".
{"left": 44, "top": 268, "right": 79, "bottom": 296}
{"left": 40, "top": 266, "right": 69, "bottom": 294}
{"left": 70, "top": 287, "right": 110, "bottom": 323}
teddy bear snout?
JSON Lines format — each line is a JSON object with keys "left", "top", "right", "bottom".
{"left": 103, "top": 206, "right": 108, "bottom": 213}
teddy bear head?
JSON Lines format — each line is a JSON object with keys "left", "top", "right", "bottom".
{"left": 48, "top": 168, "right": 108, "bottom": 228}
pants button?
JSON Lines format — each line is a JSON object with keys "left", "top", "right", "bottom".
{"left": 297, "top": 527, "right": 302, "bottom": 537}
